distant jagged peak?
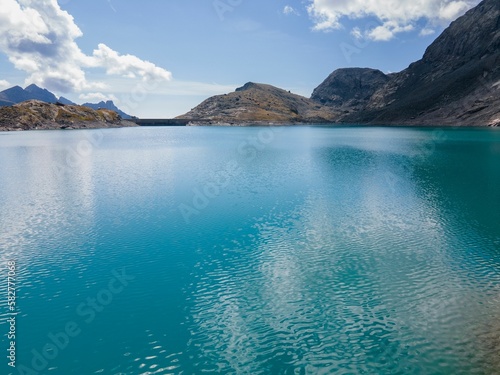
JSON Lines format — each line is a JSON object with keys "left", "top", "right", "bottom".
{"left": 58, "top": 96, "right": 76, "bottom": 105}
{"left": 82, "top": 100, "right": 131, "bottom": 119}
{"left": 25, "top": 83, "right": 43, "bottom": 91}
{"left": 0, "top": 83, "right": 132, "bottom": 118}
{"left": 83, "top": 99, "right": 118, "bottom": 108}
{"left": 25, "top": 83, "right": 55, "bottom": 94}
{"left": 0, "top": 83, "right": 58, "bottom": 104}
{"left": 99, "top": 100, "right": 117, "bottom": 107}
{"left": 0, "top": 85, "right": 25, "bottom": 95}
{"left": 7, "top": 85, "right": 24, "bottom": 91}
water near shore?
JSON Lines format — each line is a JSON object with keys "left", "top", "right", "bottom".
{"left": 1, "top": 126, "right": 499, "bottom": 374}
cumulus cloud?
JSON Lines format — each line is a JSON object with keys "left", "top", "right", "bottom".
{"left": 0, "top": 0, "right": 172, "bottom": 93}
{"left": 420, "top": 28, "right": 436, "bottom": 36}
{"left": 89, "top": 44, "right": 172, "bottom": 82}
{"left": 368, "top": 22, "right": 415, "bottom": 41}
{"left": 0, "top": 80, "right": 11, "bottom": 90}
{"left": 350, "top": 27, "right": 363, "bottom": 40}
{"left": 283, "top": 5, "right": 299, "bottom": 16}
{"left": 307, "top": 0, "right": 480, "bottom": 40}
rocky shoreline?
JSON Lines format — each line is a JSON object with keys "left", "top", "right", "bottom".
{"left": 0, "top": 120, "right": 137, "bottom": 132}
{"left": 184, "top": 121, "right": 498, "bottom": 127}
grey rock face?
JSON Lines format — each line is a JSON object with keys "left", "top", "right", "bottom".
{"left": 312, "top": 0, "right": 500, "bottom": 126}
{"left": 311, "top": 68, "right": 390, "bottom": 108}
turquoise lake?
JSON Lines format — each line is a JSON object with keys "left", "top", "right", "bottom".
{"left": 1, "top": 126, "right": 500, "bottom": 374}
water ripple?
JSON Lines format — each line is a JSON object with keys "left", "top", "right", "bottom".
{"left": 1, "top": 127, "right": 499, "bottom": 374}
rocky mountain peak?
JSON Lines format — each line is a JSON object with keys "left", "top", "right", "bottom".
{"left": 310, "top": 0, "right": 499, "bottom": 126}
{"left": 235, "top": 82, "right": 259, "bottom": 92}
{"left": 311, "top": 68, "right": 390, "bottom": 108}
{"left": 82, "top": 100, "right": 131, "bottom": 119}
{"left": 24, "top": 84, "right": 58, "bottom": 103}
{"left": 180, "top": 82, "right": 339, "bottom": 124}
{"left": 423, "top": 0, "right": 499, "bottom": 64}
{"left": 0, "top": 85, "right": 28, "bottom": 105}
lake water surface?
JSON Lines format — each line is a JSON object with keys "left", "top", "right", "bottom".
{"left": 1, "top": 126, "right": 500, "bottom": 374}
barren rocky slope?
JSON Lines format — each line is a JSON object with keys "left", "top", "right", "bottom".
{"left": 320, "top": 0, "right": 500, "bottom": 126}
{"left": 180, "top": 82, "right": 339, "bottom": 124}
{"left": 181, "top": 0, "right": 498, "bottom": 126}
{"left": 311, "top": 68, "right": 391, "bottom": 110}
{"left": 0, "top": 100, "right": 136, "bottom": 131}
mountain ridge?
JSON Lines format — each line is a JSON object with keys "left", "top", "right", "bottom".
{"left": 2, "top": 0, "right": 498, "bottom": 127}
{"left": 181, "top": 0, "right": 499, "bottom": 126}
{"left": 0, "top": 100, "right": 136, "bottom": 131}
{"left": 180, "top": 82, "right": 339, "bottom": 124}
{"left": 0, "top": 84, "right": 132, "bottom": 119}
{"left": 320, "top": 0, "right": 500, "bottom": 126}
{"left": 82, "top": 100, "right": 132, "bottom": 119}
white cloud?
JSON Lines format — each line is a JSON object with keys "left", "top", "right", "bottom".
{"left": 88, "top": 44, "right": 172, "bottom": 82}
{"left": 307, "top": 0, "right": 480, "bottom": 40}
{"left": 420, "top": 28, "right": 436, "bottom": 36}
{"left": 351, "top": 27, "right": 363, "bottom": 39}
{"left": 283, "top": 5, "right": 299, "bottom": 16}
{"left": 438, "top": 1, "right": 471, "bottom": 19}
{"left": 91, "top": 77, "right": 238, "bottom": 98}
{"left": 0, "top": 0, "right": 172, "bottom": 93}
{"left": 368, "top": 22, "right": 414, "bottom": 41}
{"left": 0, "top": 80, "right": 11, "bottom": 90}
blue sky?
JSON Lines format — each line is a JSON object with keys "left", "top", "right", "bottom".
{"left": 0, "top": 0, "right": 480, "bottom": 117}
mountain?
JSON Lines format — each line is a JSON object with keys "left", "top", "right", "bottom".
{"left": 0, "top": 86, "right": 31, "bottom": 105}
{"left": 58, "top": 96, "right": 76, "bottom": 105}
{"left": 0, "top": 84, "right": 132, "bottom": 119}
{"left": 182, "top": 0, "right": 498, "bottom": 126}
{"left": 314, "top": 0, "right": 500, "bottom": 126}
{"left": 0, "top": 100, "right": 136, "bottom": 131}
{"left": 0, "top": 84, "right": 58, "bottom": 105}
{"left": 82, "top": 100, "right": 131, "bottom": 119}
{"left": 24, "top": 84, "right": 58, "bottom": 103}
{"left": 180, "top": 82, "right": 339, "bottom": 124}
{"left": 311, "top": 68, "right": 391, "bottom": 109}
